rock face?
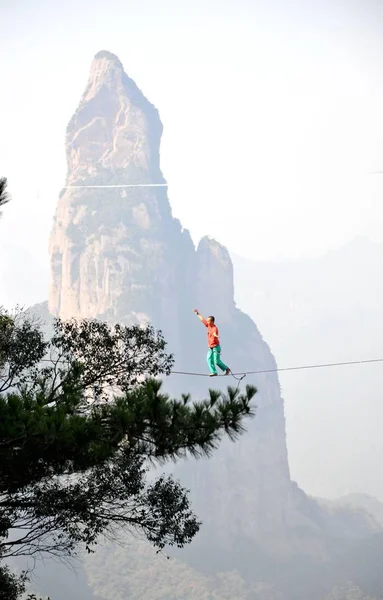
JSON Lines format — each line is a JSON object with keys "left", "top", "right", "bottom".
{"left": 49, "top": 50, "right": 193, "bottom": 357}
{"left": 46, "top": 51, "right": 380, "bottom": 598}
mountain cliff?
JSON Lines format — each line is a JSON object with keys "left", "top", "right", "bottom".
{"left": 49, "top": 51, "right": 193, "bottom": 357}
{"left": 38, "top": 51, "right": 382, "bottom": 600}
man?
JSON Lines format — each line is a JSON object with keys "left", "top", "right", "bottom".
{"left": 193, "top": 309, "right": 231, "bottom": 377}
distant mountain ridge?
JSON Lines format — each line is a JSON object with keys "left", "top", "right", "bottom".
{"left": 231, "top": 237, "right": 383, "bottom": 501}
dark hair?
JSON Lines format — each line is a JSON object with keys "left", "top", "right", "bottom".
{"left": 208, "top": 316, "right": 215, "bottom": 323}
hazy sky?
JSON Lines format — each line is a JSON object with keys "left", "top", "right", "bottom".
{"left": 1, "top": 0, "right": 383, "bottom": 509}
{"left": 1, "top": 0, "right": 383, "bottom": 307}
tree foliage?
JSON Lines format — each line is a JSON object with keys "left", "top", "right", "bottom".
{"left": 0, "top": 564, "right": 27, "bottom": 600}
{"left": 0, "top": 177, "right": 10, "bottom": 216}
{"left": 325, "top": 582, "right": 377, "bottom": 600}
{"left": 0, "top": 309, "right": 256, "bottom": 597}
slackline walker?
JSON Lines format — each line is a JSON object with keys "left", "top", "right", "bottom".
{"left": 162, "top": 309, "right": 383, "bottom": 392}
{"left": 193, "top": 309, "right": 231, "bottom": 378}
{"left": 192, "top": 309, "right": 247, "bottom": 391}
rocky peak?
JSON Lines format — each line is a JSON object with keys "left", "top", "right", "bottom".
{"left": 65, "top": 50, "right": 163, "bottom": 187}
{"left": 85, "top": 50, "right": 124, "bottom": 90}
{"left": 49, "top": 51, "right": 182, "bottom": 321}
{"left": 94, "top": 49, "right": 123, "bottom": 65}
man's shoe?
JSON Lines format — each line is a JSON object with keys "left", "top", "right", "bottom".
{"left": 225, "top": 368, "right": 231, "bottom": 375}
{"left": 209, "top": 373, "right": 218, "bottom": 377}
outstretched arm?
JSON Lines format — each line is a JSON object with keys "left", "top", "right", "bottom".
{"left": 193, "top": 309, "right": 208, "bottom": 326}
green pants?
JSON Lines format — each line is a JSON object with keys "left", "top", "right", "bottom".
{"left": 207, "top": 345, "right": 228, "bottom": 375}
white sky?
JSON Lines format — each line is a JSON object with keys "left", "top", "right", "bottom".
{"left": 1, "top": 0, "right": 383, "bottom": 307}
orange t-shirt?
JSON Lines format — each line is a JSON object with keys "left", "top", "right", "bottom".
{"left": 202, "top": 319, "right": 220, "bottom": 348}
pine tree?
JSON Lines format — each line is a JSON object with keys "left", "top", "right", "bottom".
{"left": 0, "top": 309, "right": 256, "bottom": 597}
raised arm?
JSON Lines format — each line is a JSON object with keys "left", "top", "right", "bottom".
{"left": 193, "top": 309, "right": 208, "bottom": 326}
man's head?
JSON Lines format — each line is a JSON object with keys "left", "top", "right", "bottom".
{"left": 207, "top": 316, "right": 215, "bottom": 325}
